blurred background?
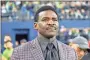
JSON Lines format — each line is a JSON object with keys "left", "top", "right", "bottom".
{"left": 1, "top": 0, "right": 90, "bottom": 54}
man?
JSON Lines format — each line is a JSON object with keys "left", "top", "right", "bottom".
{"left": 3, "top": 35, "right": 13, "bottom": 60}
{"left": 11, "top": 5, "right": 77, "bottom": 60}
{"left": 69, "top": 36, "right": 90, "bottom": 60}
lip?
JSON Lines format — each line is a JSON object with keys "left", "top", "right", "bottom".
{"left": 46, "top": 27, "right": 56, "bottom": 31}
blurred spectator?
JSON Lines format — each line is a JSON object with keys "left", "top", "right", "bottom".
{"left": 69, "top": 36, "right": 90, "bottom": 60}
{"left": 14, "top": 1, "right": 21, "bottom": 10}
{"left": 75, "top": 9, "right": 83, "bottom": 19}
{"left": 81, "top": 8, "right": 88, "bottom": 19}
{"left": 60, "top": 9, "right": 67, "bottom": 19}
{"left": 15, "top": 41, "right": 19, "bottom": 47}
{"left": 88, "top": 41, "right": 90, "bottom": 48}
{"left": 79, "top": 29, "right": 89, "bottom": 40}
{"left": 1, "top": 3, "right": 7, "bottom": 14}
{"left": 69, "top": 28, "right": 78, "bottom": 39}
{"left": 59, "top": 26, "right": 70, "bottom": 44}
{"left": 20, "top": 39, "right": 27, "bottom": 45}
{"left": 5, "top": 1, "right": 16, "bottom": 20}
{"left": 4, "top": 35, "right": 11, "bottom": 42}
{"left": 33, "top": 1, "right": 40, "bottom": 12}
{"left": 26, "top": 1, "right": 35, "bottom": 20}
{"left": 69, "top": 9, "right": 75, "bottom": 20}
{"left": 1, "top": 3, "right": 9, "bottom": 21}
{"left": 2, "top": 35, "right": 13, "bottom": 60}
{"left": 58, "top": 26, "right": 66, "bottom": 42}
{"left": 19, "top": 2, "right": 28, "bottom": 20}
{"left": 88, "top": 28, "right": 90, "bottom": 40}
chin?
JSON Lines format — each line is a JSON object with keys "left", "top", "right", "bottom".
{"left": 46, "top": 34, "right": 56, "bottom": 38}
{"left": 46, "top": 36, "right": 54, "bottom": 39}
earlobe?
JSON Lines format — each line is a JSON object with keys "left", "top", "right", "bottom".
{"left": 34, "top": 22, "right": 38, "bottom": 29}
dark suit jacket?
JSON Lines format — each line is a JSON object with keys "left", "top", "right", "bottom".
{"left": 82, "top": 53, "right": 90, "bottom": 60}
{"left": 11, "top": 38, "right": 78, "bottom": 60}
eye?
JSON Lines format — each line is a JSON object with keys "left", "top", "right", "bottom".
{"left": 54, "top": 19, "right": 57, "bottom": 21}
{"left": 52, "top": 18, "right": 58, "bottom": 21}
{"left": 42, "top": 18, "right": 49, "bottom": 21}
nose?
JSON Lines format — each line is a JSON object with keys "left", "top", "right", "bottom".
{"left": 47, "top": 20, "right": 54, "bottom": 25}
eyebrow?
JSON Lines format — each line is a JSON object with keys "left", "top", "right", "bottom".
{"left": 41, "top": 17, "right": 58, "bottom": 21}
{"left": 52, "top": 18, "right": 58, "bottom": 20}
{"left": 42, "top": 17, "right": 57, "bottom": 19}
{"left": 41, "top": 17, "right": 49, "bottom": 21}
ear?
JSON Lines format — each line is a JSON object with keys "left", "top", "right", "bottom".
{"left": 34, "top": 22, "right": 39, "bottom": 30}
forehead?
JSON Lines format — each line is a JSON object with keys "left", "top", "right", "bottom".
{"left": 38, "top": 10, "right": 58, "bottom": 18}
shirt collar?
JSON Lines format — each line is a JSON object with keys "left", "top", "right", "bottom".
{"left": 37, "top": 34, "right": 58, "bottom": 52}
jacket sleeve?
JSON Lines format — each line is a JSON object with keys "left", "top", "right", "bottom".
{"left": 10, "top": 48, "right": 19, "bottom": 60}
{"left": 72, "top": 49, "right": 78, "bottom": 60}
{"left": 67, "top": 47, "right": 78, "bottom": 60}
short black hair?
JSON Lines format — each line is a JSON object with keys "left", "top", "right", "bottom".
{"left": 34, "top": 5, "right": 58, "bottom": 22}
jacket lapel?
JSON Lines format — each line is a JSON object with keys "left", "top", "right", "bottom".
{"left": 30, "top": 38, "right": 44, "bottom": 60}
{"left": 57, "top": 41, "right": 67, "bottom": 60}
{"left": 30, "top": 38, "right": 68, "bottom": 60}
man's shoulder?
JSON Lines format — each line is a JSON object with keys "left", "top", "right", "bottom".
{"left": 57, "top": 41, "right": 75, "bottom": 51}
{"left": 57, "top": 41, "right": 77, "bottom": 60}
{"left": 11, "top": 39, "right": 38, "bottom": 60}
{"left": 14, "top": 39, "right": 37, "bottom": 52}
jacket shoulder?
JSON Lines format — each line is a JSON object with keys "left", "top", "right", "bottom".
{"left": 15, "top": 40, "right": 34, "bottom": 51}
{"left": 58, "top": 41, "right": 78, "bottom": 60}
{"left": 11, "top": 40, "right": 36, "bottom": 60}
{"left": 58, "top": 41, "right": 73, "bottom": 50}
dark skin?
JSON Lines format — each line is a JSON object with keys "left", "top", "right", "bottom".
{"left": 34, "top": 10, "right": 59, "bottom": 39}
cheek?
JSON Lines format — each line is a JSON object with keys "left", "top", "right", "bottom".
{"left": 80, "top": 51, "right": 85, "bottom": 56}
{"left": 38, "top": 23, "right": 46, "bottom": 29}
{"left": 38, "top": 24, "right": 46, "bottom": 33}
{"left": 55, "top": 22, "right": 59, "bottom": 28}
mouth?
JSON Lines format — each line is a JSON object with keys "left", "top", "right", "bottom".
{"left": 46, "top": 27, "right": 57, "bottom": 31}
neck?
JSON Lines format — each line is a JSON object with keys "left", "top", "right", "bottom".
{"left": 38, "top": 33, "right": 56, "bottom": 38}
{"left": 7, "top": 47, "right": 13, "bottom": 50}
{"left": 37, "top": 33, "right": 56, "bottom": 43}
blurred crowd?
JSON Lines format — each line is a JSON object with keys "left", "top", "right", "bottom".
{"left": 1, "top": 1, "right": 90, "bottom": 21}
{"left": 57, "top": 26, "right": 90, "bottom": 45}
{"left": 1, "top": 35, "right": 27, "bottom": 60}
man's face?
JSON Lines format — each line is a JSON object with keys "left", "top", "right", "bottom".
{"left": 34, "top": 10, "right": 59, "bottom": 38}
